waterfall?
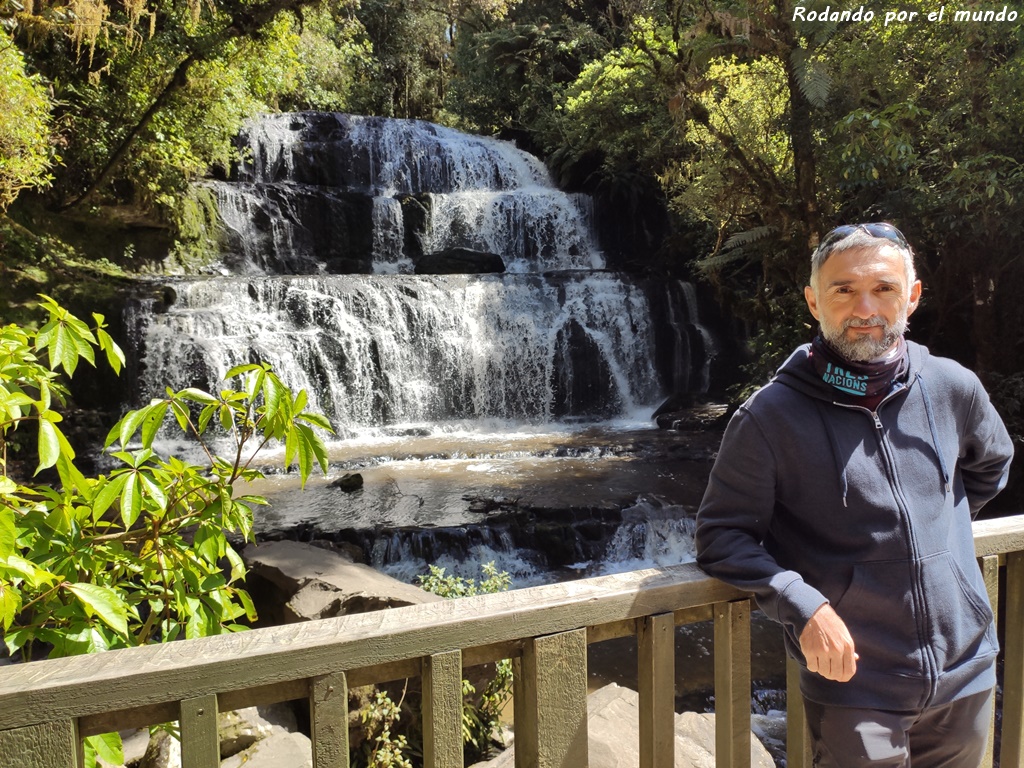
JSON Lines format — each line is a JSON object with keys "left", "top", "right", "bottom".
{"left": 129, "top": 113, "right": 714, "bottom": 437}
{"left": 134, "top": 273, "right": 671, "bottom": 433}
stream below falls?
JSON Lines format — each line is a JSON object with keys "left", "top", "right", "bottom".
{"left": 239, "top": 419, "right": 789, "bottom": 757}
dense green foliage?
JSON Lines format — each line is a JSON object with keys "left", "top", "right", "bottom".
{"left": 0, "top": 29, "right": 54, "bottom": 210}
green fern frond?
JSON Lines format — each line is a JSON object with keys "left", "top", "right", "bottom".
{"left": 791, "top": 49, "right": 832, "bottom": 109}
{"left": 810, "top": 21, "right": 840, "bottom": 48}
{"left": 722, "top": 225, "right": 778, "bottom": 251}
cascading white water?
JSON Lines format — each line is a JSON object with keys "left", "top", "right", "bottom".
{"left": 131, "top": 113, "right": 715, "bottom": 432}
{"left": 134, "top": 272, "right": 665, "bottom": 435}
{"left": 370, "top": 197, "right": 407, "bottom": 271}
{"left": 423, "top": 189, "right": 603, "bottom": 272}
{"left": 237, "top": 113, "right": 552, "bottom": 195}
{"left": 213, "top": 113, "right": 606, "bottom": 275}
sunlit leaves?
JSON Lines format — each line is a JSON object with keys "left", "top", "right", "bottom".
{"left": 35, "top": 295, "right": 99, "bottom": 377}
{"left": 35, "top": 418, "right": 62, "bottom": 473}
{"left": 93, "top": 314, "right": 125, "bottom": 375}
{"left": 0, "top": 506, "right": 15, "bottom": 559}
{"left": 84, "top": 732, "right": 124, "bottom": 768}
{"left": 0, "top": 29, "right": 54, "bottom": 211}
{"left": 2, "top": 298, "right": 330, "bottom": 669}
{"left": 67, "top": 583, "right": 129, "bottom": 637}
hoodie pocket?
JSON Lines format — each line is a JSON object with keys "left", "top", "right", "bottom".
{"left": 920, "top": 552, "right": 997, "bottom": 671}
{"left": 832, "top": 554, "right": 996, "bottom": 679}
{"left": 833, "top": 559, "right": 923, "bottom": 677}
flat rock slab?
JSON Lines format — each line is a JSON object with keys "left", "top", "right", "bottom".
{"left": 242, "top": 540, "right": 442, "bottom": 620}
{"left": 472, "top": 683, "right": 775, "bottom": 768}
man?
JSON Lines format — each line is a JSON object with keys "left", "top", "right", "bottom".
{"left": 695, "top": 223, "right": 1013, "bottom": 767}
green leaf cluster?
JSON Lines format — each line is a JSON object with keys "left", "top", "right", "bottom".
{"left": 0, "top": 28, "right": 55, "bottom": 210}
{"left": 0, "top": 295, "right": 331, "bottom": 656}
{"left": 416, "top": 560, "right": 511, "bottom": 598}
{"left": 359, "top": 689, "right": 414, "bottom": 768}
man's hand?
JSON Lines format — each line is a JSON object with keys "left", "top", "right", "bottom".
{"left": 799, "top": 603, "right": 858, "bottom": 682}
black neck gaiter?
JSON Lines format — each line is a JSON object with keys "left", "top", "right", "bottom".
{"left": 809, "top": 335, "right": 909, "bottom": 401}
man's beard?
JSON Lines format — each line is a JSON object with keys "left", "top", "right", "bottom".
{"left": 820, "top": 314, "right": 908, "bottom": 362}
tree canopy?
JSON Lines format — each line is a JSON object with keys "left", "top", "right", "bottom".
{"left": 2, "top": 0, "right": 1023, "bottom": 404}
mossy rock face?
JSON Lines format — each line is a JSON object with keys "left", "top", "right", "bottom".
{"left": 165, "top": 185, "right": 226, "bottom": 273}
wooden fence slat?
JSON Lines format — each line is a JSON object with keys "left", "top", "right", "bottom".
{"left": 180, "top": 694, "right": 219, "bottom": 768}
{"left": 638, "top": 613, "right": 675, "bottom": 768}
{"left": 980, "top": 555, "right": 1000, "bottom": 768}
{"left": 423, "top": 650, "right": 464, "bottom": 768}
{"left": 0, "top": 720, "right": 79, "bottom": 768}
{"left": 785, "top": 657, "right": 812, "bottom": 768}
{"left": 311, "top": 672, "right": 349, "bottom": 768}
{"left": 714, "top": 599, "right": 751, "bottom": 768}
{"left": 512, "top": 655, "right": 529, "bottom": 768}
{"left": 0, "top": 563, "right": 750, "bottom": 733}
{"left": 1002, "top": 551, "right": 1024, "bottom": 768}
{"left": 514, "top": 628, "right": 589, "bottom": 768}
{"left": 0, "top": 517, "right": 1022, "bottom": 768}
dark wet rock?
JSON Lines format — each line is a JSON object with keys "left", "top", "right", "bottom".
{"left": 398, "top": 194, "right": 430, "bottom": 259}
{"left": 329, "top": 472, "right": 364, "bottom": 492}
{"left": 415, "top": 247, "right": 506, "bottom": 275}
{"left": 654, "top": 401, "right": 732, "bottom": 431}
{"left": 218, "top": 186, "right": 375, "bottom": 275}
{"left": 464, "top": 495, "right": 518, "bottom": 514}
{"left": 382, "top": 426, "right": 432, "bottom": 437}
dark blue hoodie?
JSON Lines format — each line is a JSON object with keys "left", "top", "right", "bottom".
{"left": 695, "top": 340, "right": 1013, "bottom": 710}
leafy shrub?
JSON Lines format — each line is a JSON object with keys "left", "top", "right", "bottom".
{"left": 0, "top": 295, "right": 330, "bottom": 764}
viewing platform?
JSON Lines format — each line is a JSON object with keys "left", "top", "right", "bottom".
{"left": 1, "top": 514, "right": 1022, "bottom": 768}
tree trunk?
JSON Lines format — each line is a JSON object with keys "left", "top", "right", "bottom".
{"left": 971, "top": 262, "right": 1001, "bottom": 382}
{"left": 61, "top": 54, "right": 199, "bottom": 211}
{"left": 777, "top": 14, "right": 822, "bottom": 247}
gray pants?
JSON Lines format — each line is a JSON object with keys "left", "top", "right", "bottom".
{"left": 803, "top": 688, "right": 994, "bottom": 768}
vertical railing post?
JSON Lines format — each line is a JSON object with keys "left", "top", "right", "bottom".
{"left": 714, "top": 599, "right": 751, "bottom": 768}
{"left": 1002, "top": 550, "right": 1024, "bottom": 768}
{"left": 311, "top": 671, "right": 350, "bottom": 768}
{"left": 513, "top": 628, "right": 589, "bottom": 768}
{"left": 423, "top": 650, "right": 464, "bottom": 768}
{"left": 785, "top": 657, "right": 812, "bottom": 768}
{"left": 638, "top": 613, "right": 675, "bottom": 768}
{"left": 980, "top": 555, "right": 1000, "bottom": 768}
{"left": 180, "top": 694, "right": 220, "bottom": 768}
{"left": 0, "top": 721, "right": 79, "bottom": 768}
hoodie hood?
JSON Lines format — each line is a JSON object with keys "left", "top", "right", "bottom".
{"left": 771, "top": 339, "right": 948, "bottom": 507}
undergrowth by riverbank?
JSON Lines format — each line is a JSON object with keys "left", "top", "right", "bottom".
{"left": 0, "top": 213, "right": 136, "bottom": 328}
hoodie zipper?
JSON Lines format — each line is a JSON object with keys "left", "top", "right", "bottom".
{"left": 835, "top": 387, "right": 937, "bottom": 708}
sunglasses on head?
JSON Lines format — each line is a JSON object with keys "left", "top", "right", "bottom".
{"left": 817, "top": 222, "right": 910, "bottom": 255}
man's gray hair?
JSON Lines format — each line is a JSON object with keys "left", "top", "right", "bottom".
{"left": 809, "top": 229, "right": 916, "bottom": 292}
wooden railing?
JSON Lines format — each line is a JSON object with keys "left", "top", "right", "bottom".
{"left": 1, "top": 514, "right": 1022, "bottom": 768}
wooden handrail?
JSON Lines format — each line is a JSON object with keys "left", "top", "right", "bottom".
{"left": 0, "top": 514, "right": 1021, "bottom": 768}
